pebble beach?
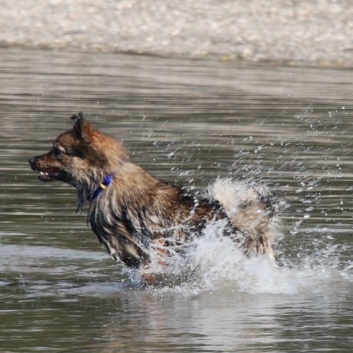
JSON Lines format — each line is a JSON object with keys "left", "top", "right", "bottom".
{"left": 1, "top": 0, "right": 353, "bottom": 66}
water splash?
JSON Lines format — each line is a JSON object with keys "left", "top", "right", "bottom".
{"left": 126, "top": 224, "right": 353, "bottom": 296}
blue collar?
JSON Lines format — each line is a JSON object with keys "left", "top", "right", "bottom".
{"left": 89, "top": 174, "right": 113, "bottom": 201}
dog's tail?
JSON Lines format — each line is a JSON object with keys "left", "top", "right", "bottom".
{"left": 207, "top": 178, "right": 283, "bottom": 262}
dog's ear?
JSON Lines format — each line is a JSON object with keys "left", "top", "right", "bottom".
{"left": 71, "top": 112, "right": 91, "bottom": 141}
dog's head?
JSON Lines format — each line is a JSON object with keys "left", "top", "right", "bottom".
{"left": 29, "top": 112, "right": 127, "bottom": 187}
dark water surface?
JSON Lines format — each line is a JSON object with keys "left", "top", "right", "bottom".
{"left": 1, "top": 48, "right": 353, "bottom": 352}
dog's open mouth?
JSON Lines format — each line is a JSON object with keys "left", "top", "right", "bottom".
{"left": 37, "top": 168, "right": 62, "bottom": 182}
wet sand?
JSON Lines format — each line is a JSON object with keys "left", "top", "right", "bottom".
{"left": 0, "top": 0, "right": 352, "bottom": 66}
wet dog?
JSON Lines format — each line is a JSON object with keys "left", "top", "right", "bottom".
{"left": 29, "top": 113, "right": 281, "bottom": 283}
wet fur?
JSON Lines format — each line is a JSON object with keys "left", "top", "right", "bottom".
{"left": 29, "top": 113, "right": 281, "bottom": 282}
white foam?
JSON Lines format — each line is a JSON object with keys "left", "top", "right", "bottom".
{"left": 132, "top": 223, "right": 353, "bottom": 296}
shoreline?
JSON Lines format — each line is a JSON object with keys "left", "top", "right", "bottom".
{"left": 1, "top": 0, "right": 353, "bottom": 67}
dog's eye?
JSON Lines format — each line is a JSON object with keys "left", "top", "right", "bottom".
{"left": 52, "top": 146, "right": 75, "bottom": 158}
{"left": 52, "top": 147, "right": 62, "bottom": 158}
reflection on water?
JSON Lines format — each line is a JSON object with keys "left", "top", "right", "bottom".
{"left": 1, "top": 47, "right": 353, "bottom": 352}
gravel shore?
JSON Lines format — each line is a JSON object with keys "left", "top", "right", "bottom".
{"left": 1, "top": 0, "right": 353, "bottom": 66}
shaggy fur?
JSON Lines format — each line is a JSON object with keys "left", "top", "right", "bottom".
{"left": 29, "top": 113, "right": 281, "bottom": 282}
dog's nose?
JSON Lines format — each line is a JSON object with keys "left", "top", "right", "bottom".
{"left": 28, "top": 157, "right": 37, "bottom": 169}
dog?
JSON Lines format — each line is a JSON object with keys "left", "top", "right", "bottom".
{"left": 29, "top": 113, "right": 281, "bottom": 283}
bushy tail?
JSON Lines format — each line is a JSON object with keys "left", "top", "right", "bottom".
{"left": 207, "top": 178, "right": 282, "bottom": 262}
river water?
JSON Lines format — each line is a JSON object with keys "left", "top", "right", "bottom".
{"left": 1, "top": 48, "right": 353, "bottom": 352}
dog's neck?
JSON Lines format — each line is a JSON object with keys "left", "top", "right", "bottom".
{"left": 75, "top": 160, "right": 125, "bottom": 212}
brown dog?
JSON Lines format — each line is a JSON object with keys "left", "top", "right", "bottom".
{"left": 29, "top": 113, "right": 281, "bottom": 283}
